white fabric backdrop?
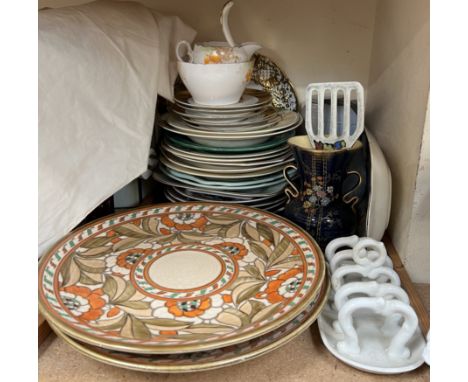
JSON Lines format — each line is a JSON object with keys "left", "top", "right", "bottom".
{"left": 38, "top": 0, "right": 195, "bottom": 257}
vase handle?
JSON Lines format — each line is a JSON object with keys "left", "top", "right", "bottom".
{"left": 342, "top": 170, "right": 363, "bottom": 210}
{"left": 283, "top": 164, "right": 299, "bottom": 203}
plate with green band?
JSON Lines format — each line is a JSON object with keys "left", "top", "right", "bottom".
{"left": 165, "top": 131, "right": 295, "bottom": 154}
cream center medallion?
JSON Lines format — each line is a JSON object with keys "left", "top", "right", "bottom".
{"left": 148, "top": 250, "right": 222, "bottom": 290}
{"left": 133, "top": 244, "right": 238, "bottom": 299}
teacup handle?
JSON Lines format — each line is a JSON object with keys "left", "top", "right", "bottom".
{"left": 176, "top": 40, "right": 193, "bottom": 63}
{"left": 283, "top": 164, "right": 299, "bottom": 203}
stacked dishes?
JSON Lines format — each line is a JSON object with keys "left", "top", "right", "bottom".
{"left": 153, "top": 88, "right": 302, "bottom": 212}
{"left": 39, "top": 203, "right": 328, "bottom": 373}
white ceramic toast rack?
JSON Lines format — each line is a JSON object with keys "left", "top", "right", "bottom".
{"left": 318, "top": 236, "right": 427, "bottom": 374}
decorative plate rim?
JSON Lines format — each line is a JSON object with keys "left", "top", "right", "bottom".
{"left": 166, "top": 112, "right": 299, "bottom": 136}
{"left": 48, "top": 277, "right": 330, "bottom": 373}
{"left": 159, "top": 117, "right": 301, "bottom": 140}
{"left": 162, "top": 140, "right": 291, "bottom": 161}
{"left": 39, "top": 203, "right": 325, "bottom": 354}
{"left": 159, "top": 153, "right": 293, "bottom": 178}
{"left": 165, "top": 131, "right": 294, "bottom": 153}
{"left": 152, "top": 172, "right": 285, "bottom": 198}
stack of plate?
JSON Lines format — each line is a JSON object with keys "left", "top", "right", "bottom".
{"left": 153, "top": 89, "right": 302, "bottom": 212}
{"left": 39, "top": 203, "right": 328, "bottom": 373}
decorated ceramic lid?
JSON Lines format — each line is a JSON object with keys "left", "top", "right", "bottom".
{"left": 39, "top": 203, "right": 325, "bottom": 354}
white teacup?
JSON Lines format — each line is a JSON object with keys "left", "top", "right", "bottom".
{"left": 177, "top": 60, "right": 253, "bottom": 105}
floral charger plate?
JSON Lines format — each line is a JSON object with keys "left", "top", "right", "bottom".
{"left": 39, "top": 203, "right": 325, "bottom": 354}
{"left": 49, "top": 276, "right": 329, "bottom": 373}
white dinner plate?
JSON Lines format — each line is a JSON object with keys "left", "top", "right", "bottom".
{"left": 161, "top": 147, "right": 293, "bottom": 169}
{"left": 153, "top": 169, "right": 293, "bottom": 197}
{"left": 168, "top": 186, "right": 285, "bottom": 204}
{"left": 171, "top": 106, "right": 262, "bottom": 121}
{"left": 160, "top": 166, "right": 290, "bottom": 191}
{"left": 175, "top": 89, "right": 272, "bottom": 110}
{"left": 159, "top": 155, "right": 288, "bottom": 179}
{"left": 182, "top": 109, "right": 279, "bottom": 128}
{"left": 166, "top": 112, "right": 300, "bottom": 137}
{"left": 161, "top": 140, "right": 291, "bottom": 162}
{"left": 366, "top": 130, "right": 392, "bottom": 240}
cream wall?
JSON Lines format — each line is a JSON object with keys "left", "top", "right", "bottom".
{"left": 39, "top": 0, "right": 377, "bottom": 103}
{"left": 366, "top": 0, "right": 429, "bottom": 282}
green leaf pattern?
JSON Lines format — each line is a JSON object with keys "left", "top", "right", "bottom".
{"left": 55, "top": 211, "right": 306, "bottom": 342}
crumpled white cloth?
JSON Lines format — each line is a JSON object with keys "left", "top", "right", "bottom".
{"left": 38, "top": 0, "right": 195, "bottom": 257}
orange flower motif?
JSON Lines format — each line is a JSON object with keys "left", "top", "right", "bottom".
{"left": 161, "top": 213, "right": 207, "bottom": 231}
{"left": 166, "top": 298, "right": 211, "bottom": 318}
{"left": 263, "top": 268, "right": 303, "bottom": 303}
{"left": 106, "top": 307, "right": 121, "bottom": 318}
{"left": 116, "top": 248, "right": 153, "bottom": 270}
{"left": 160, "top": 330, "right": 177, "bottom": 336}
{"left": 60, "top": 286, "right": 106, "bottom": 321}
{"left": 204, "top": 54, "right": 222, "bottom": 64}
{"left": 264, "top": 269, "right": 281, "bottom": 277}
{"left": 214, "top": 241, "right": 248, "bottom": 260}
{"left": 132, "top": 219, "right": 142, "bottom": 226}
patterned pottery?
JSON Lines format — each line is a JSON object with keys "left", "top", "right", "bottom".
{"left": 39, "top": 203, "right": 325, "bottom": 354}
{"left": 283, "top": 136, "right": 366, "bottom": 249}
{"left": 250, "top": 54, "right": 298, "bottom": 111}
{"left": 47, "top": 276, "right": 330, "bottom": 373}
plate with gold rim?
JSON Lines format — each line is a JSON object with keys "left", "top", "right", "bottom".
{"left": 160, "top": 166, "right": 291, "bottom": 190}
{"left": 48, "top": 277, "right": 329, "bottom": 373}
{"left": 161, "top": 140, "right": 291, "bottom": 162}
{"left": 165, "top": 112, "right": 300, "bottom": 137}
{"left": 175, "top": 89, "right": 272, "bottom": 111}
{"left": 170, "top": 105, "right": 262, "bottom": 121}
{"left": 165, "top": 187, "right": 287, "bottom": 209}
{"left": 180, "top": 108, "right": 279, "bottom": 128}
{"left": 160, "top": 151, "right": 293, "bottom": 176}
{"left": 175, "top": 187, "right": 284, "bottom": 203}
{"left": 160, "top": 119, "right": 301, "bottom": 148}
{"left": 164, "top": 152, "right": 294, "bottom": 171}
{"left": 165, "top": 132, "right": 294, "bottom": 154}
{"left": 39, "top": 203, "right": 325, "bottom": 354}
{"left": 152, "top": 171, "right": 289, "bottom": 198}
